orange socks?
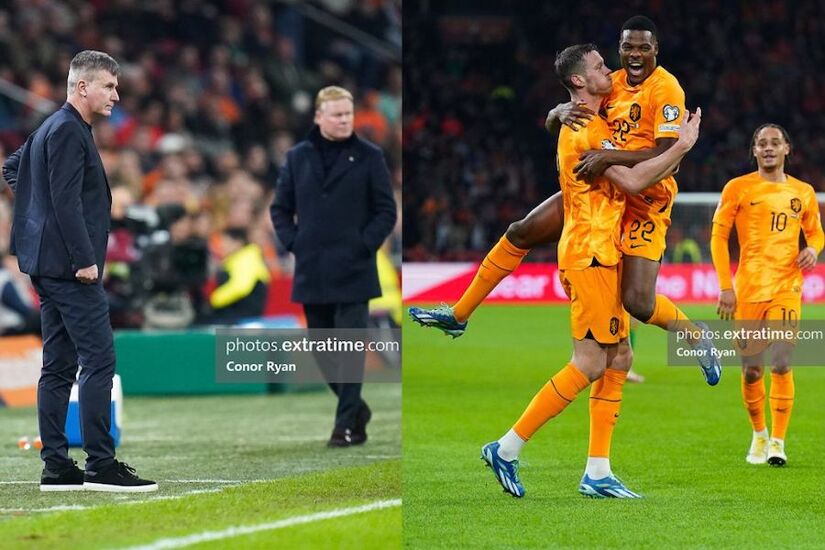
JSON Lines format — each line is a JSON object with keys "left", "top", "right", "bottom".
{"left": 588, "top": 368, "right": 628, "bottom": 458}
{"left": 741, "top": 372, "right": 794, "bottom": 439}
{"left": 741, "top": 376, "right": 767, "bottom": 432}
{"left": 453, "top": 235, "right": 528, "bottom": 322}
{"left": 769, "top": 371, "right": 794, "bottom": 440}
{"left": 645, "top": 294, "right": 694, "bottom": 332}
{"left": 513, "top": 363, "right": 590, "bottom": 441}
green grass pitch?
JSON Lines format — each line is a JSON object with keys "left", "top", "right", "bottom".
{"left": 0, "top": 385, "right": 400, "bottom": 548}
{"left": 403, "top": 304, "right": 825, "bottom": 549}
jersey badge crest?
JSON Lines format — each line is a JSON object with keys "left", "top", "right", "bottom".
{"left": 629, "top": 103, "right": 641, "bottom": 122}
{"left": 790, "top": 197, "right": 802, "bottom": 213}
{"left": 663, "top": 104, "right": 680, "bottom": 122}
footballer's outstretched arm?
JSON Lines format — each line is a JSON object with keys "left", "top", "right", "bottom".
{"left": 574, "top": 137, "right": 677, "bottom": 181}
{"left": 603, "top": 108, "right": 701, "bottom": 195}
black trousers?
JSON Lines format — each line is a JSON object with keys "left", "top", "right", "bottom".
{"left": 303, "top": 302, "right": 368, "bottom": 430}
{"left": 31, "top": 276, "right": 116, "bottom": 471}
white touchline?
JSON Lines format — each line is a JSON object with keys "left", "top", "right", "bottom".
{"left": 0, "top": 504, "right": 88, "bottom": 513}
{"left": 119, "top": 499, "right": 403, "bottom": 550}
{"left": 156, "top": 480, "right": 269, "bottom": 483}
{"left": 142, "top": 488, "right": 227, "bottom": 502}
{"left": 0, "top": 480, "right": 262, "bottom": 485}
{"left": 0, "top": 488, "right": 229, "bottom": 514}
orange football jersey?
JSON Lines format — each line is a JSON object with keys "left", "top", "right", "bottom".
{"left": 713, "top": 171, "right": 824, "bottom": 302}
{"left": 556, "top": 116, "right": 625, "bottom": 270}
{"left": 606, "top": 66, "right": 685, "bottom": 207}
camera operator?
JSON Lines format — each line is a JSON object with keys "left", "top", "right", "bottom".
{"left": 136, "top": 203, "right": 209, "bottom": 328}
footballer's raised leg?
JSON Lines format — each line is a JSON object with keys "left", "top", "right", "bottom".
{"left": 621, "top": 255, "right": 722, "bottom": 385}
{"left": 409, "top": 193, "right": 562, "bottom": 336}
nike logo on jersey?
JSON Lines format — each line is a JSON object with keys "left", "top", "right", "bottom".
{"left": 750, "top": 200, "right": 763, "bottom": 205}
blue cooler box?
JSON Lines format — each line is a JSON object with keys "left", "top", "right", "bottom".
{"left": 65, "top": 374, "right": 123, "bottom": 447}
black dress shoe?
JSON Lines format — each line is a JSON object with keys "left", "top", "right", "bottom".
{"left": 327, "top": 427, "right": 352, "bottom": 447}
{"left": 40, "top": 460, "right": 85, "bottom": 492}
{"left": 84, "top": 460, "right": 158, "bottom": 493}
{"left": 351, "top": 402, "right": 372, "bottom": 445}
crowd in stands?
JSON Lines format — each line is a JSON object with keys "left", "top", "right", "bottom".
{"left": 404, "top": 1, "right": 825, "bottom": 261}
{"left": 0, "top": 0, "right": 401, "bottom": 328}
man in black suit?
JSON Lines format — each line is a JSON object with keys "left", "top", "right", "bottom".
{"left": 3, "top": 50, "right": 156, "bottom": 492}
{"left": 271, "top": 86, "right": 397, "bottom": 447}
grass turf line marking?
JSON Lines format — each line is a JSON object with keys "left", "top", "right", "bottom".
{"left": 0, "top": 488, "right": 229, "bottom": 514}
{"left": 120, "top": 499, "right": 403, "bottom": 550}
{"left": 147, "top": 480, "right": 256, "bottom": 484}
{"left": 0, "top": 480, "right": 265, "bottom": 485}
{"left": 0, "top": 504, "right": 89, "bottom": 513}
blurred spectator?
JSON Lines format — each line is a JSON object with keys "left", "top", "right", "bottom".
{"left": 0, "top": 173, "right": 37, "bottom": 335}
{"left": 0, "top": 254, "right": 39, "bottom": 336}
{"left": 354, "top": 90, "right": 389, "bottom": 144}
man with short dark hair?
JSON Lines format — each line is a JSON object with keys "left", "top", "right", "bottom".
{"left": 3, "top": 50, "right": 156, "bottom": 492}
{"left": 271, "top": 85, "right": 397, "bottom": 447}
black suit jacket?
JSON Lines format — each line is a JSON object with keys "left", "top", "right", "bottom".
{"left": 271, "top": 127, "right": 397, "bottom": 304}
{"left": 2, "top": 103, "right": 112, "bottom": 280}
